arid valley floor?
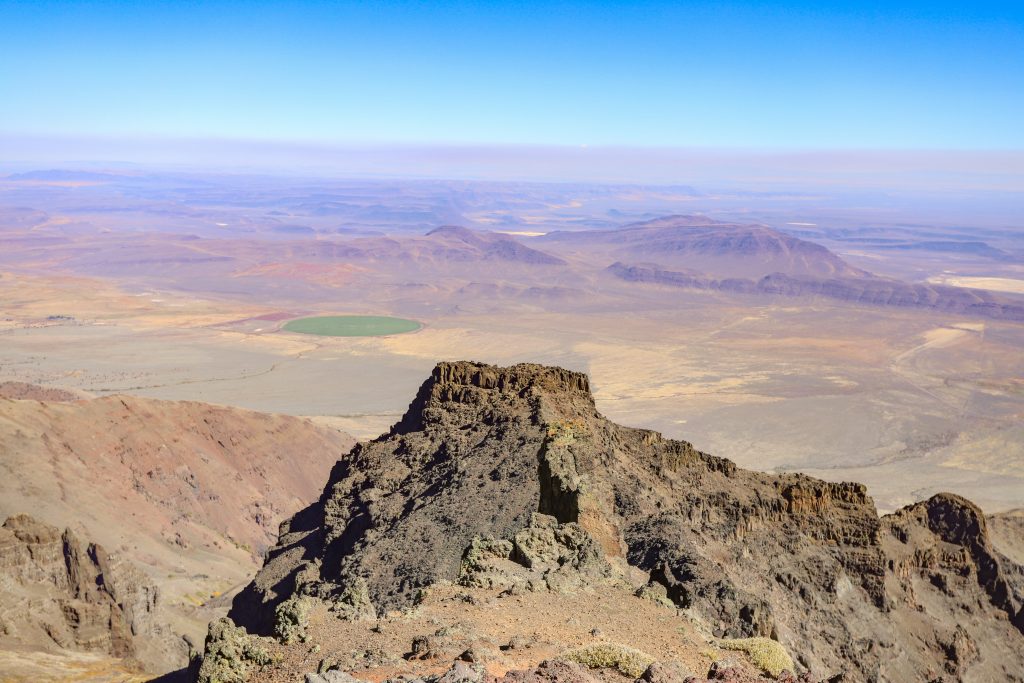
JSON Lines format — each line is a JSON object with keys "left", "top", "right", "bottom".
{"left": 3, "top": 173, "right": 1023, "bottom": 513}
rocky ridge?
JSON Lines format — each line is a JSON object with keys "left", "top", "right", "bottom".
{"left": 0, "top": 388, "right": 354, "bottom": 679}
{"left": 209, "top": 361, "right": 1024, "bottom": 682}
{"left": 0, "top": 514, "right": 186, "bottom": 674}
{"left": 267, "top": 225, "right": 567, "bottom": 268}
{"left": 541, "top": 216, "right": 866, "bottom": 279}
{"left": 607, "top": 262, "right": 1024, "bottom": 322}
{"left": 0, "top": 391, "right": 353, "bottom": 578}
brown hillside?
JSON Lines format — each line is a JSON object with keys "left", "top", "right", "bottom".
{"left": 0, "top": 391, "right": 355, "bottom": 655}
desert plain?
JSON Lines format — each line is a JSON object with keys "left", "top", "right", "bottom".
{"left": 1, "top": 171, "right": 1022, "bottom": 516}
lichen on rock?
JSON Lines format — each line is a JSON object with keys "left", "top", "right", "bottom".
{"left": 275, "top": 595, "right": 313, "bottom": 644}
{"left": 330, "top": 577, "right": 378, "bottom": 622}
{"left": 562, "top": 643, "right": 655, "bottom": 678}
{"left": 718, "top": 637, "right": 794, "bottom": 678}
{"left": 195, "top": 617, "right": 276, "bottom": 683}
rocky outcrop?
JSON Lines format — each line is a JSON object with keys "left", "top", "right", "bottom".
{"left": 193, "top": 617, "right": 277, "bottom": 683}
{"left": 883, "top": 493, "right": 1024, "bottom": 667}
{"left": 226, "top": 361, "right": 1024, "bottom": 681}
{"left": 0, "top": 514, "right": 187, "bottom": 673}
{"left": 458, "top": 513, "right": 614, "bottom": 594}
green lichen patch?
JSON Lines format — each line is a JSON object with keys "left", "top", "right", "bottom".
{"left": 562, "top": 643, "right": 655, "bottom": 678}
{"left": 718, "top": 637, "right": 794, "bottom": 678}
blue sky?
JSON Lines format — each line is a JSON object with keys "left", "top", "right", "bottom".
{"left": 1, "top": 1, "right": 1023, "bottom": 149}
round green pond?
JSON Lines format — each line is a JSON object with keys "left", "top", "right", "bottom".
{"left": 281, "top": 315, "right": 422, "bottom": 337}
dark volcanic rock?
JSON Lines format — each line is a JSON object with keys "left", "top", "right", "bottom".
{"left": 228, "top": 361, "right": 1024, "bottom": 681}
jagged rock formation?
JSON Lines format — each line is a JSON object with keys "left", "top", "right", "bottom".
{"left": 881, "top": 495, "right": 1024, "bottom": 678}
{"left": 0, "top": 392, "right": 353, "bottom": 566}
{"left": 0, "top": 514, "right": 186, "bottom": 673}
{"left": 0, "top": 389, "right": 353, "bottom": 678}
{"left": 227, "top": 361, "right": 1024, "bottom": 681}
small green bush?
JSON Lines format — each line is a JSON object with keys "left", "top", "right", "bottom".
{"left": 563, "top": 643, "right": 654, "bottom": 678}
{"left": 718, "top": 637, "right": 794, "bottom": 678}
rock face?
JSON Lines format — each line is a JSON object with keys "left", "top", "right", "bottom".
{"left": 882, "top": 495, "right": 1024, "bottom": 678}
{"left": 0, "top": 389, "right": 355, "bottom": 678}
{"left": 0, "top": 392, "right": 354, "bottom": 568}
{"left": 0, "top": 514, "right": 186, "bottom": 673}
{"left": 229, "top": 361, "right": 1024, "bottom": 681}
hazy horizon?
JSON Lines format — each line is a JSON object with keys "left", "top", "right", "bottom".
{"left": 5, "top": 136, "right": 1024, "bottom": 192}
{"left": 5, "top": 1, "right": 1022, "bottom": 196}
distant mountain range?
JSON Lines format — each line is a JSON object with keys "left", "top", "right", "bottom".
{"left": 608, "top": 262, "right": 1024, "bottom": 321}
{"left": 4, "top": 209, "right": 1021, "bottom": 321}
{"left": 540, "top": 215, "right": 867, "bottom": 278}
{"left": 5, "top": 169, "right": 131, "bottom": 182}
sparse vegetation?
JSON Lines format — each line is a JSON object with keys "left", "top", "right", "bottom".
{"left": 563, "top": 643, "right": 655, "bottom": 678}
{"left": 718, "top": 637, "right": 794, "bottom": 678}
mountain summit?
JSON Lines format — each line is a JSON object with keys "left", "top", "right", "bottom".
{"left": 215, "top": 361, "right": 1023, "bottom": 682}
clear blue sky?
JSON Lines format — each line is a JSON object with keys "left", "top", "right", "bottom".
{"left": 1, "top": 0, "right": 1022, "bottom": 149}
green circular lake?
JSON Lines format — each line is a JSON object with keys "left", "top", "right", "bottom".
{"left": 281, "top": 315, "right": 422, "bottom": 337}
